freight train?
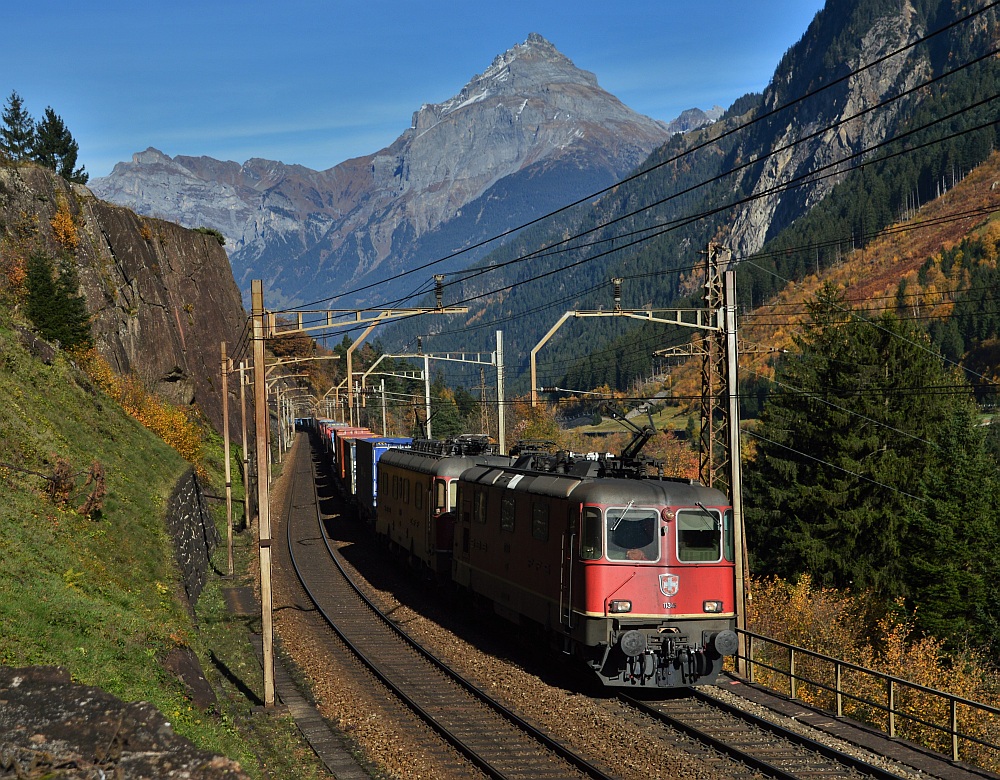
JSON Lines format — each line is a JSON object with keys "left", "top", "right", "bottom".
{"left": 316, "top": 419, "right": 738, "bottom": 688}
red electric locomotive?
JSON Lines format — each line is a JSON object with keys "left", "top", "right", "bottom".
{"left": 376, "top": 435, "right": 511, "bottom": 576}
{"left": 364, "top": 426, "right": 738, "bottom": 688}
{"left": 453, "top": 447, "right": 738, "bottom": 688}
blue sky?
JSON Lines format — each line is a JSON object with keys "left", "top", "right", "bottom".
{"left": 6, "top": 1, "right": 826, "bottom": 179}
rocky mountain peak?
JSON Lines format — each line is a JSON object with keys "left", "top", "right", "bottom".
{"left": 416, "top": 33, "right": 601, "bottom": 128}
{"left": 93, "top": 33, "right": 675, "bottom": 308}
{"left": 477, "top": 31, "right": 598, "bottom": 91}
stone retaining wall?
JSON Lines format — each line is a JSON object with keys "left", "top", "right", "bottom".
{"left": 165, "top": 469, "right": 219, "bottom": 604}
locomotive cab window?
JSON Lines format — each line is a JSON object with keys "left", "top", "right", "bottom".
{"left": 676, "top": 509, "right": 722, "bottom": 562}
{"left": 606, "top": 507, "right": 660, "bottom": 562}
{"left": 435, "top": 479, "right": 447, "bottom": 512}
{"left": 474, "top": 491, "right": 487, "bottom": 523}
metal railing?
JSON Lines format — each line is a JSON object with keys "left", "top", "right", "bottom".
{"left": 738, "top": 629, "right": 1000, "bottom": 764}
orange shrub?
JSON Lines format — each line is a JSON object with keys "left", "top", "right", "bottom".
{"left": 747, "top": 575, "right": 1000, "bottom": 770}
{"left": 1, "top": 251, "right": 27, "bottom": 295}
{"left": 50, "top": 200, "right": 79, "bottom": 250}
{"left": 77, "top": 348, "right": 204, "bottom": 473}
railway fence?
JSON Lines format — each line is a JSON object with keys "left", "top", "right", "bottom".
{"left": 737, "top": 628, "right": 1000, "bottom": 767}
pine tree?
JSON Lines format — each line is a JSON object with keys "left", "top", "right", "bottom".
{"left": 25, "top": 253, "right": 92, "bottom": 350}
{"left": 746, "top": 284, "right": 994, "bottom": 615}
{"left": 900, "top": 405, "right": 1000, "bottom": 647}
{"left": 33, "top": 107, "right": 88, "bottom": 184}
{"left": 0, "top": 90, "right": 35, "bottom": 161}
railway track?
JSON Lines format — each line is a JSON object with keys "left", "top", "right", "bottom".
{"left": 283, "top": 438, "right": 617, "bottom": 780}
{"left": 280, "top": 437, "right": 939, "bottom": 779}
{"left": 620, "top": 690, "right": 909, "bottom": 780}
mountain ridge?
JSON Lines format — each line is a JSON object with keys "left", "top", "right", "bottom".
{"left": 91, "top": 34, "right": 714, "bottom": 308}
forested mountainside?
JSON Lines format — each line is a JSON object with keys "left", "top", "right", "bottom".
{"left": 91, "top": 34, "right": 679, "bottom": 309}
{"left": 382, "top": 0, "right": 999, "bottom": 395}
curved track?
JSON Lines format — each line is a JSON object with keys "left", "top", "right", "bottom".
{"left": 284, "top": 437, "right": 617, "bottom": 780}
{"left": 281, "top": 437, "right": 935, "bottom": 780}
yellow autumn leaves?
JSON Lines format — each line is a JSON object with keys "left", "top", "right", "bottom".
{"left": 77, "top": 348, "right": 203, "bottom": 474}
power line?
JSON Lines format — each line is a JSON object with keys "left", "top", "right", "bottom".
{"left": 268, "top": 52, "right": 1000, "bottom": 353}
{"left": 741, "top": 254, "right": 1000, "bottom": 387}
{"left": 448, "top": 98, "right": 1000, "bottom": 311}
{"left": 259, "top": 13, "right": 1000, "bottom": 404}
{"left": 441, "top": 44, "right": 1000, "bottom": 295}
{"left": 443, "top": 196, "right": 1000, "bottom": 362}
{"left": 427, "top": 106, "right": 1000, "bottom": 366}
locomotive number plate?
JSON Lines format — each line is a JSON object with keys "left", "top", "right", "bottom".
{"left": 662, "top": 602, "right": 677, "bottom": 609}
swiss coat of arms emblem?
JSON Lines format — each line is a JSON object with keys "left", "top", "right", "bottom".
{"left": 659, "top": 574, "right": 679, "bottom": 597}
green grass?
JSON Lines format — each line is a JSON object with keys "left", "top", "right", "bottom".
{"left": 0, "top": 313, "right": 330, "bottom": 777}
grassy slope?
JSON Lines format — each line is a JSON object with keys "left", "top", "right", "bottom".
{"left": 0, "top": 314, "right": 328, "bottom": 777}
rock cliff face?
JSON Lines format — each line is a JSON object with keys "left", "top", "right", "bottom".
{"left": 91, "top": 34, "right": 685, "bottom": 308}
{"left": 0, "top": 164, "right": 247, "bottom": 436}
{"left": 726, "top": 0, "right": 931, "bottom": 257}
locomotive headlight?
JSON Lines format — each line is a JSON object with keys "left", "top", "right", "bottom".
{"left": 609, "top": 600, "right": 632, "bottom": 613}
{"left": 703, "top": 600, "right": 723, "bottom": 613}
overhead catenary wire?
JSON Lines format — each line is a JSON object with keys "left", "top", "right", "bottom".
{"left": 280, "top": 59, "right": 999, "bottom": 336}
{"left": 267, "top": 40, "right": 1000, "bottom": 355}
{"left": 322, "top": 199, "right": 1000, "bottom": 393}
{"left": 741, "top": 255, "right": 1000, "bottom": 387}
{"left": 744, "top": 429, "right": 927, "bottom": 503}
{"left": 419, "top": 102, "right": 1000, "bottom": 350}
{"left": 433, "top": 195, "right": 1000, "bottom": 353}
{"left": 263, "top": 6, "right": 1000, "bottom": 424}
{"left": 438, "top": 45, "right": 1000, "bottom": 298}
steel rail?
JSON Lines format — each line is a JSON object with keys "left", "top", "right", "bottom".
{"left": 620, "top": 693, "right": 802, "bottom": 780}
{"left": 690, "top": 687, "right": 911, "bottom": 780}
{"left": 285, "top": 438, "right": 617, "bottom": 780}
{"left": 621, "top": 690, "right": 910, "bottom": 780}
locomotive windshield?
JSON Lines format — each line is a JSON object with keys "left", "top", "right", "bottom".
{"left": 606, "top": 507, "right": 660, "bottom": 562}
{"left": 676, "top": 508, "right": 722, "bottom": 562}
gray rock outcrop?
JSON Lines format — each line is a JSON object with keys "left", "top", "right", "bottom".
{"left": 727, "top": 1, "right": 930, "bottom": 258}
{"left": 0, "top": 164, "right": 247, "bottom": 438}
{"left": 166, "top": 469, "right": 220, "bottom": 605}
{"left": 0, "top": 666, "right": 247, "bottom": 779}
